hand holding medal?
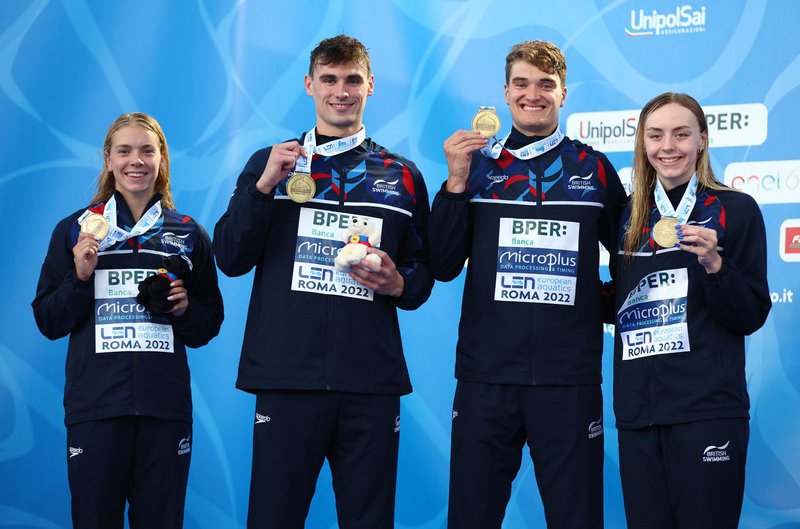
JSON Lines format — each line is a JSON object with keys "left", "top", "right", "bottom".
{"left": 256, "top": 141, "right": 309, "bottom": 195}
{"left": 272, "top": 128, "right": 367, "bottom": 202}
{"left": 441, "top": 107, "right": 500, "bottom": 193}
{"left": 442, "top": 110, "right": 498, "bottom": 193}
{"left": 72, "top": 212, "right": 109, "bottom": 281}
{"left": 73, "top": 231, "right": 100, "bottom": 281}
{"left": 674, "top": 223, "right": 722, "bottom": 274}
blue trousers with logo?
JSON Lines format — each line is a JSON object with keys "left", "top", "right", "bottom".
{"left": 66, "top": 416, "right": 192, "bottom": 529}
{"left": 448, "top": 382, "right": 604, "bottom": 529}
{"left": 247, "top": 390, "right": 401, "bottom": 529}
{"left": 618, "top": 418, "right": 749, "bottom": 529}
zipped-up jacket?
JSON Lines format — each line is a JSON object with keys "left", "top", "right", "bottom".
{"left": 613, "top": 183, "right": 771, "bottom": 429}
{"left": 213, "top": 134, "right": 433, "bottom": 395}
{"left": 429, "top": 131, "right": 626, "bottom": 385}
{"left": 33, "top": 192, "right": 224, "bottom": 426}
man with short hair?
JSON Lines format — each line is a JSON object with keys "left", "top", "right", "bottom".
{"left": 429, "top": 40, "right": 626, "bottom": 528}
{"left": 214, "top": 35, "right": 433, "bottom": 529}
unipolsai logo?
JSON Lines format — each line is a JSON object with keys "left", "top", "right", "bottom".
{"left": 565, "top": 110, "right": 638, "bottom": 152}
{"left": 626, "top": 5, "right": 707, "bottom": 37}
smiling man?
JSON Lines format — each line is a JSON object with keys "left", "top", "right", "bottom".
{"left": 214, "top": 35, "right": 433, "bottom": 528}
{"left": 429, "top": 40, "right": 626, "bottom": 528}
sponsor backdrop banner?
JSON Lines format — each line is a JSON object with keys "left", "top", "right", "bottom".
{"left": 2, "top": 1, "right": 798, "bottom": 527}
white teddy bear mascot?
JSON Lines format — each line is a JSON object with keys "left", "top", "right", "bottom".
{"left": 334, "top": 215, "right": 382, "bottom": 272}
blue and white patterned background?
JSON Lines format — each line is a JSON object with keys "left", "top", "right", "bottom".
{"left": 2, "top": 1, "right": 799, "bottom": 527}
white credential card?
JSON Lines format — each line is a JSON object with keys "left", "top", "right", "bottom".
{"left": 494, "top": 218, "right": 580, "bottom": 305}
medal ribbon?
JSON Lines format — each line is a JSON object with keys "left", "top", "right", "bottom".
{"left": 481, "top": 126, "right": 564, "bottom": 160}
{"left": 294, "top": 127, "right": 367, "bottom": 174}
{"left": 653, "top": 173, "right": 698, "bottom": 224}
{"left": 96, "top": 195, "right": 162, "bottom": 250}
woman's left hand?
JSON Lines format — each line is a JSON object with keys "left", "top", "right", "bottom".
{"left": 167, "top": 279, "right": 189, "bottom": 316}
{"left": 676, "top": 224, "right": 722, "bottom": 274}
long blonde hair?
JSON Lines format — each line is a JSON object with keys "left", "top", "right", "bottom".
{"left": 624, "top": 93, "right": 727, "bottom": 255}
{"left": 91, "top": 112, "right": 175, "bottom": 209}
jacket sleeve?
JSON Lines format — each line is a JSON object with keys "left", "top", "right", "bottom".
{"left": 387, "top": 162, "right": 435, "bottom": 311}
{"left": 32, "top": 216, "right": 95, "bottom": 340}
{"left": 213, "top": 148, "right": 276, "bottom": 277}
{"left": 703, "top": 194, "right": 771, "bottom": 335}
{"left": 598, "top": 153, "right": 627, "bottom": 270}
{"left": 428, "top": 181, "right": 473, "bottom": 282}
{"left": 597, "top": 157, "right": 628, "bottom": 324}
{"left": 170, "top": 223, "right": 225, "bottom": 348}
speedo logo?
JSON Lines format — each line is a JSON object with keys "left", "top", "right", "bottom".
{"left": 394, "top": 415, "right": 400, "bottom": 433}
{"left": 68, "top": 446, "right": 83, "bottom": 458}
{"left": 487, "top": 174, "right": 509, "bottom": 184}
{"left": 568, "top": 173, "right": 596, "bottom": 191}
{"left": 255, "top": 412, "right": 271, "bottom": 424}
{"left": 702, "top": 441, "right": 730, "bottom": 462}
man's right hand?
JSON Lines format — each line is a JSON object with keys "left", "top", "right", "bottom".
{"left": 443, "top": 130, "right": 487, "bottom": 193}
{"left": 256, "top": 141, "right": 309, "bottom": 195}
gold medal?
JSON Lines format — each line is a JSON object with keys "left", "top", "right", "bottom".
{"left": 80, "top": 213, "right": 110, "bottom": 239}
{"left": 286, "top": 172, "right": 316, "bottom": 203}
{"left": 652, "top": 216, "right": 680, "bottom": 247}
{"left": 471, "top": 106, "right": 501, "bottom": 138}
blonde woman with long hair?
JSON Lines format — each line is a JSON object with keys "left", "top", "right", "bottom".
{"left": 33, "top": 113, "right": 223, "bottom": 529}
{"left": 613, "top": 93, "right": 770, "bottom": 529}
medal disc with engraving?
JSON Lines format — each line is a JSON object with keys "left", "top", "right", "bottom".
{"left": 653, "top": 216, "right": 680, "bottom": 247}
{"left": 287, "top": 172, "right": 316, "bottom": 203}
{"left": 80, "top": 213, "right": 110, "bottom": 239}
{"left": 471, "top": 107, "right": 501, "bottom": 138}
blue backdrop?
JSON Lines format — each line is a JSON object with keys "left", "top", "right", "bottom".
{"left": 2, "top": 1, "right": 799, "bottom": 527}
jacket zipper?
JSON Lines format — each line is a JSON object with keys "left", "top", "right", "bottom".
{"left": 132, "top": 235, "right": 140, "bottom": 414}
{"left": 530, "top": 166, "right": 541, "bottom": 385}
{"left": 326, "top": 167, "right": 348, "bottom": 390}
{"left": 647, "top": 356, "right": 656, "bottom": 425}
